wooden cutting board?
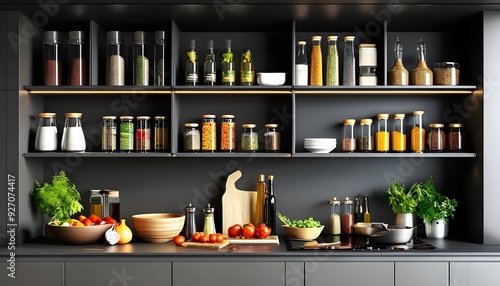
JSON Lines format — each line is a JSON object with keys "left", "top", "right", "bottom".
{"left": 228, "top": 235, "right": 280, "bottom": 245}
{"left": 182, "top": 239, "right": 230, "bottom": 249}
{"left": 222, "top": 170, "right": 257, "bottom": 235}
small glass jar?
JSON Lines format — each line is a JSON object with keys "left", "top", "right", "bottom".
{"left": 328, "top": 197, "right": 341, "bottom": 235}
{"left": 411, "top": 111, "right": 426, "bottom": 153}
{"left": 154, "top": 116, "right": 168, "bottom": 152}
{"left": 136, "top": 116, "right": 151, "bottom": 152}
{"left": 107, "top": 190, "right": 120, "bottom": 222}
{"left": 184, "top": 123, "right": 201, "bottom": 152}
{"left": 102, "top": 116, "right": 117, "bottom": 152}
{"left": 434, "top": 62, "right": 460, "bottom": 85}
{"left": 119, "top": 116, "right": 134, "bottom": 153}
{"left": 35, "top": 112, "right": 58, "bottom": 151}
{"left": 220, "top": 114, "right": 236, "bottom": 152}
{"left": 89, "top": 189, "right": 103, "bottom": 218}
{"left": 43, "top": 31, "right": 62, "bottom": 86}
{"left": 427, "top": 123, "right": 446, "bottom": 152}
{"left": 342, "top": 119, "right": 356, "bottom": 152}
{"left": 391, "top": 114, "right": 406, "bottom": 152}
{"left": 241, "top": 124, "right": 258, "bottom": 152}
{"left": 154, "top": 31, "right": 167, "bottom": 86}
{"left": 376, "top": 113, "right": 389, "bottom": 152}
{"left": 264, "top": 123, "right": 281, "bottom": 152}
{"left": 341, "top": 197, "right": 354, "bottom": 235}
{"left": 203, "top": 204, "right": 216, "bottom": 235}
{"left": 202, "top": 114, "right": 217, "bottom": 152}
{"left": 133, "top": 31, "right": 149, "bottom": 86}
{"left": 68, "top": 31, "right": 87, "bottom": 86}
{"left": 310, "top": 36, "right": 323, "bottom": 86}
{"left": 359, "top": 119, "right": 373, "bottom": 152}
{"left": 325, "top": 36, "right": 339, "bottom": 86}
{"left": 106, "top": 31, "right": 126, "bottom": 86}
{"left": 61, "top": 112, "right": 86, "bottom": 152}
{"left": 448, "top": 123, "right": 465, "bottom": 151}
{"left": 343, "top": 36, "right": 356, "bottom": 86}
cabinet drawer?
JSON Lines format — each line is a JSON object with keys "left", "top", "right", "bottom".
{"left": 305, "top": 262, "right": 394, "bottom": 286}
{"left": 450, "top": 262, "right": 500, "bottom": 286}
{"left": 395, "top": 262, "right": 448, "bottom": 286}
{"left": 0, "top": 262, "right": 63, "bottom": 286}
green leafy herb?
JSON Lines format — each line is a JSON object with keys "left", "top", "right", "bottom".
{"left": 277, "top": 212, "right": 322, "bottom": 228}
{"left": 416, "top": 177, "right": 458, "bottom": 224}
{"left": 30, "top": 171, "right": 84, "bottom": 224}
{"left": 385, "top": 180, "right": 428, "bottom": 213}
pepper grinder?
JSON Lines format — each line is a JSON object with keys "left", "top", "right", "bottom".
{"left": 203, "top": 204, "right": 216, "bottom": 234}
{"left": 182, "top": 203, "right": 197, "bottom": 240}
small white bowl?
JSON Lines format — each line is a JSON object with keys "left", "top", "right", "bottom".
{"left": 257, "top": 72, "right": 286, "bottom": 86}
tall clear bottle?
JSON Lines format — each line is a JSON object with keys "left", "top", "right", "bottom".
{"left": 221, "top": 40, "right": 235, "bottom": 85}
{"left": 343, "top": 36, "right": 356, "bottom": 86}
{"left": 185, "top": 39, "right": 198, "bottom": 85}
{"left": 240, "top": 49, "right": 254, "bottom": 85}
{"left": 295, "top": 41, "right": 308, "bottom": 86}
{"left": 388, "top": 36, "right": 409, "bottom": 85}
{"left": 410, "top": 37, "right": 432, "bottom": 85}
{"left": 326, "top": 36, "right": 339, "bottom": 86}
{"left": 43, "top": 31, "right": 62, "bottom": 86}
{"left": 154, "top": 31, "right": 167, "bottom": 86}
{"left": 106, "top": 31, "right": 125, "bottom": 86}
{"left": 204, "top": 40, "right": 216, "bottom": 85}
{"left": 133, "top": 31, "right": 149, "bottom": 86}
{"left": 267, "top": 175, "right": 277, "bottom": 235}
{"left": 310, "top": 36, "right": 323, "bottom": 86}
{"left": 68, "top": 31, "right": 87, "bottom": 86}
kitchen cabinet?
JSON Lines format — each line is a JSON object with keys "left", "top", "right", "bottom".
{"left": 0, "top": 262, "right": 63, "bottom": 286}
{"left": 395, "top": 262, "right": 448, "bottom": 286}
{"left": 450, "top": 262, "right": 500, "bottom": 286}
{"left": 304, "top": 262, "right": 394, "bottom": 286}
{"left": 66, "top": 262, "right": 171, "bottom": 286}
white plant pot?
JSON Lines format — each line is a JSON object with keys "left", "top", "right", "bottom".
{"left": 394, "top": 213, "right": 415, "bottom": 228}
{"left": 425, "top": 219, "right": 449, "bottom": 238}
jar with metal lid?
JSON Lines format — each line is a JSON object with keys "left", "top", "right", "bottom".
{"left": 136, "top": 116, "right": 151, "bottom": 152}
{"left": 133, "top": 31, "right": 149, "bottom": 86}
{"left": 89, "top": 190, "right": 103, "bottom": 218}
{"left": 264, "top": 123, "right": 281, "bottom": 152}
{"left": 68, "top": 31, "right": 87, "bottom": 86}
{"left": 448, "top": 123, "right": 465, "bottom": 151}
{"left": 359, "top": 119, "right": 373, "bottom": 152}
{"left": 427, "top": 123, "right": 446, "bottom": 152}
{"left": 203, "top": 204, "right": 216, "bottom": 235}
{"left": 106, "top": 31, "right": 125, "bottom": 86}
{"left": 107, "top": 190, "right": 120, "bottom": 222}
{"left": 342, "top": 119, "right": 356, "bottom": 152}
{"left": 310, "top": 36, "right": 323, "bottom": 86}
{"left": 328, "top": 197, "right": 341, "bottom": 235}
{"left": 343, "top": 36, "right": 356, "bottom": 86}
{"left": 326, "top": 36, "right": 339, "bottom": 86}
{"left": 43, "top": 31, "right": 62, "bottom": 86}
{"left": 359, "top": 43, "right": 377, "bottom": 86}
{"left": 154, "top": 116, "right": 168, "bottom": 152}
{"left": 375, "top": 113, "right": 389, "bottom": 152}
{"left": 119, "top": 116, "right": 134, "bottom": 153}
{"left": 184, "top": 123, "right": 201, "bottom": 152}
{"left": 154, "top": 31, "right": 167, "bottom": 86}
{"left": 411, "top": 111, "right": 426, "bottom": 153}
{"left": 102, "top": 116, "right": 117, "bottom": 152}
{"left": 35, "top": 112, "right": 58, "bottom": 151}
{"left": 202, "top": 115, "right": 216, "bottom": 152}
{"left": 220, "top": 114, "right": 235, "bottom": 152}
{"left": 341, "top": 197, "right": 354, "bottom": 235}
{"left": 391, "top": 114, "right": 406, "bottom": 152}
{"left": 241, "top": 124, "right": 258, "bottom": 152}
{"left": 61, "top": 112, "right": 86, "bottom": 152}
{"left": 434, "top": 62, "right": 460, "bottom": 85}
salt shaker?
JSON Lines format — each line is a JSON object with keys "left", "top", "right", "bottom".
{"left": 203, "top": 204, "right": 216, "bottom": 235}
{"left": 183, "top": 203, "right": 197, "bottom": 240}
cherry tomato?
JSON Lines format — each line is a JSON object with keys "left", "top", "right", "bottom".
{"left": 192, "top": 232, "right": 203, "bottom": 242}
{"left": 242, "top": 224, "right": 256, "bottom": 238}
{"left": 103, "top": 216, "right": 117, "bottom": 225}
{"left": 173, "top": 235, "right": 185, "bottom": 246}
{"left": 256, "top": 224, "right": 271, "bottom": 238}
{"left": 198, "top": 234, "right": 210, "bottom": 243}
{"left": 243, "top": 223, "right": 255, "bottom": 229}
{"left": 215, "top": 233, "right": 225, "bottom": 242}
{"left": 228, "top": 224, "right": 242, "bottom": 237}
{"left": 78, "top": 215, "right": 87, "bottom": 222}
{"left": 82, "top": 218, "right": 93, "bottom": 226}
{"left": 209, "top": 234, "right": 218, "bottom": 243}
{"left": 88, "top": 214, "right": 102, "bottom": 225}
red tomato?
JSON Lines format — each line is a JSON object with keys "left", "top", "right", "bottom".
{"left": 242, "top": 225, "right": 256, "bottom": 238}
{"left": 82, "top": 218, "right": 93, "bottom": 226}
{"left": 173, "top": 235, "right": 185, "bottom": 246}
{"left": 192, "top": 232, "right": 203, "bottom": 242}
{"left": 209, "top": 234, "right": 218, "bottom": 243}
{"left": 256, "top": 224, "right": 271, "bottom": 238}
{"left": 88, "top": 214, "right": 102, "bottom": 225}
{"left": 78, "top": 215, "right": 87, "bottom": 222}
{"left": 103, "top": 216, "right": 117, "bottom": 225}
{"left": 198, "top": 234, "right": 210, "bottom": 243}
{"left": 243, "top": 223, "right": 255, "bottom": 229}
{"left": 228, "top": 224, "right": 242, "bottom": 237}
{"left": 215, "top": 233, "right": 225, "bottom": 242}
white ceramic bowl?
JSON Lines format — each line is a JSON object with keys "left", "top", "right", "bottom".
{"left": 304, "top": 146, "right": 336, "bottom": 153}
{"left": 257, "top": 72, "right": 286, "bottom": 86}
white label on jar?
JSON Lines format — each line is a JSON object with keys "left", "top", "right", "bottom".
{"left": 295, "top": 64, "right": 308, "bottom": 86}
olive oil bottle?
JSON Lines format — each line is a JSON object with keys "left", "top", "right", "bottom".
{"left": 221, "top": 40, "right": 235, "bottom": 85}
{"left": 240, "top": 49, "right": 254, "bottom": 85}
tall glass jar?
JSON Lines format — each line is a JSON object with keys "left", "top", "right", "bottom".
{"left": 375, "top": 113, "right": 390, "bottom": 152}
{"left": 241, "top": 124, "right": 258, "bottom": 152}
{"left": 102, "top": 116, "right": 117, "bottom": 152}
{"left": 341, "top": 197, "right": 354, "bottom": 235}
{"left": 89, "top": 190, "right": 103, "bottom": 218}
{"left": 427, "top": 123, "right": 445, "bottom": 152}
{"left": 295, "top": 41, "right": 308, "bottom": 86}
{"left": 35, "top": 112, "right": 58, "bottom": 151}
{"left": 391, "top": 114, "right": 406, "bottom": 152}
{"left": 136, "top": 116, "right": 151, "bottom": 152}
{"left": 154, "top": 31, "right": 167, "bottom": 86}
{"left": 264, "top": 123, "right": 281, "bottom": 152}
{"left": 220, "top": 114, "right": 236, "bottom": 152}
{"left": 411, "top": 111, "right": 426, "bottom": 153}
{"left": 410, "top": 37, "right": 432, "bottom": 85}
{"left": 185, "top": 39, "right": 198, "bottom": 85}
{"left": 342, "top": 119, "right": 356, "bottom": 152}
{"left": 154, "top": 116, "right": 168, "bottom": 152}
{"left": 310, "top": 36, "right": 323, "bottom": 86}
{"left": 184, "top": 123, "right": 201, "bottom": 152}
{"left": 221, "top": 40, "right": 235, "bottom": 86}
{"left": 326, "top": 36, "right": 339, "bottom": 86}
{"left": 388, "top": 36, "right": 409, "bottom": 85}
{"left": 359, "top": 119, "right": 373, "bottom": 152}
{"left": 134, "top": 31, "right": 149, "bottom": 86}
{"left": 343, "top": 36, "right": 356, "bottom": 86}
{"left": 43, "top": 31, "right": 62, "bottom": 86}
{"left": 448, "top": 123, "right": 465, "bottom": 151}
{"left": 61, "top": 113, "right": 86, "bottom": 152}
{"left": 68, "top": 31, "right": 87, "bottom": 86}
{"left": 106, "top": 31, "right": 125, "bottom": 86}
{"left": 202, "top": 114, "right": 217, "bottom": 152}
{"left": 328, "top": 197, "right": 341, "bottom": 235}
{"left": 240, "top": 49, "right": 255, "bottom": 85}
{"left": 119, "top": 116, "right": 134, "bottom": 153}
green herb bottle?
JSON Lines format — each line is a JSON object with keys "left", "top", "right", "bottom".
{"left": 185, "top": 39, "right": 198, "bottom": 85}
{"left": 221, "top": 40, "right": 235, "bottom": 86}
{"left": 240, "top": 49, "right": 254, "bottom": 85}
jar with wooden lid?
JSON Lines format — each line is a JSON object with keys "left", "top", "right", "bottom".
{"left": 391, "top": 114, "right": 406, "bottom": 152}
{"left": 241, "top": 124, "right": 258, "bottom": 152}
{"left": 411, "top": 111, "right": 426, "bottom": 153}
{"left": 202, "top": 114, "right": 216, "bottom": 152}
{"left": 375, "top": 113, "right": 390, "bottom": 152}
{"left": 264, "top": 123, "right": 281, "bottom": 152}
{"left": 220, "top": 114, "right": 235, "bottom": 152}
{"left": 448, "top": 123, "right": 465, "bottom": 151}
{"left": 427, "top": 123, "right": 446, "bottom": 152}
{"left": 342, "top": 119, "right": 356, "bottom": 152}
{"left": 102, "top": 116, "right": 117, "bottom": 152}
{"left": 359, "top": 119, "right": 373, "bottom": 152}
{"left": 35, "top": 112, "right": 58, "bottom": 151}
{"left": 310, "top": 36, "right": 323, "bottom": 86}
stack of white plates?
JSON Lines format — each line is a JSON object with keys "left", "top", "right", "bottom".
{"left": 304, "top": 138, "right": 337, "bottom": 153}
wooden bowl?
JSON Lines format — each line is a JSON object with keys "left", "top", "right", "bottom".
{"left": 131, "top": 213, "right": 185, "bottom": 243}
{"left": 48, "top": 224, "right": 112, "bottom": 244}
{"left": 282, "top": 225, "right": 324, "bottom": 240}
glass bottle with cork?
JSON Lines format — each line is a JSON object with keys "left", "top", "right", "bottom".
{"left": 295, "top": 41, "right": 308, "bottom": 86}
{"left": 221, "top": 40, "right": 235, "bottom": 86}
{"left": 204, "top": 40, "right": 216, "bottom": 85}
{"left": 411, "top": 111, "right": 426, "bottom": 153}
{"left": 154, "top": 30, "right": 167, "bottom": 86}
{"left": 388, "top": 36, "right": 409, "bottom": 85}
{"left": 391, "top": 114, "right": 406, "bottom": 152}
{"left": 363, "top": 195, "right": 371, "bottom": 223}
{"left": 240, "top": 49, "right": 254, "bottom": 85}
{"left": 328, "top": 197, "right": 341, "bottom": 235}
{"left": 376, "top": 113, "right": 390, "bottom": 152}
{"left": 359, "top": 119, "right": 373, "bottom": 152}
{"left": 310, "top": 36, "right": 323, "bottom": 86}
{"left": 133, "top": 31, "right": 149, "bottom": 86}
{"left": 410, "top": 37, "right": 432, "bottom": 85}
{"left": 68, "top": 30, "right": 87, "bottom": 86}
{"left": 326, "top": 36, "right": 339, "bottom": 86}
{"left": 254, "top": 174, "right": 266, "bottom": 226}
{"left": 185, "top": 39, "right": 198, "bottom": 85}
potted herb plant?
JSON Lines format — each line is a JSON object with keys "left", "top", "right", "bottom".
{"left": 416, "top": 177, "right": 458, "bottom": 238}
{"left": 385, "top": 180, "right": 428, "bottom": 227}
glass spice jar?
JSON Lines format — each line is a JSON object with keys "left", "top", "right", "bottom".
{"left": 68, "top": 31, "right": 87, "bottom": 86}
{"left": 342, "top": 119, "right": 356, "bottom": 152}
{"left": 427, "top": 123, "right": 446, "bottom": 152}
{"left": 310, "top": 36, "right": 323, "bottom": 86}
{"left": 326, "top": 36, "right": 339, "bottom": 86}
{"left": 411, "top": 111, "right": 426, "bottom": 153}
{"left": 343, "top": 36, "right": 356, "bottom": 86}
{"left": 106, "top": 31, "right": 125, "bottom": 86}
{"left": 202, "top": 114, "right": 217, "bottom": 152}
{"left": 102, "top": 116, "right": 117, "bottom": 152}
{"left": 341, "top": 197, "right": 354, "bottom": 235}
{"left": 184, "top": 123, "right": 200, "bottom": 152}
{"left": 375, "top": 113, "right": 390, "bottom": 152}
{"left": 264, "top": 123, "right": 281, "bottom": 152}
{"left": 154, "top": 116, "right": 168, "bottom": 152}
{"left": 43, "top": 31, "right": 62, "bottom": 86}
{"left": 241, "top": 124, "right": 258, "bottom": 152}
{"left": 359, "top": 119, "right": 374, "bottom": 152}
{"left": 220, "top": 114, "right": 236, "bottom": 152}
{"left": 154, "top": 31, "right": 167, "bottom": 86}
{"left": 448, "top": 123, "right": 465, "bottom": 151}
{"left": 119, "top": 116, "right": 134, "bottom": 153}
{"left": 391, "top": 113, "right": 406, "bottom": 152}
{"left": 34, "top": 112, "right": 58, "bottom": 152}
{"left": 136, "top": 116, "right": 151, "bottom": 152}
{"left": 133, "top": 31, "right": 149, "bottom": 86}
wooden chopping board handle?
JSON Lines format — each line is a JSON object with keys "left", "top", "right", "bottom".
{"left": 222, "top": 170, "right": 257, "bottom": 235}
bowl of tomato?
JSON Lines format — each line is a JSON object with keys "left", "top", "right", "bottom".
{"left": 48, "top": 223, "right": 113, "bottom": 244}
